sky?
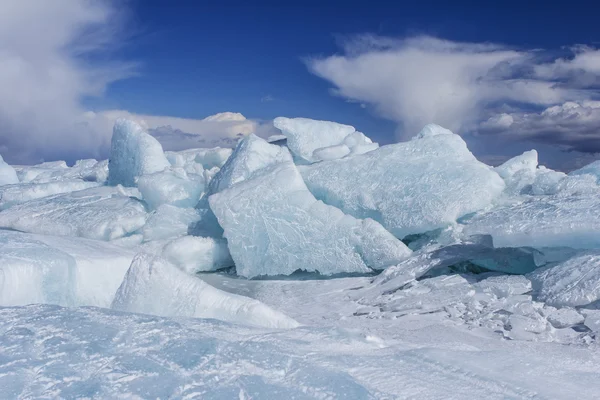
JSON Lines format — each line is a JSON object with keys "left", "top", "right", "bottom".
{"left": 1, "top": 0, "right": 600, "bottom": 170}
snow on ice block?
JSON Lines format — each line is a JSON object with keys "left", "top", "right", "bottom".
{"left": 137, "top": 168, "right": 204, "bottom": 210}
{"left": 462, "top": 194, "right": 600, "bottom": 249}
{"left": 528, "top": 251, "right": 600, "bottom": 307}
{"left": 0, "top": 186, "right": 147, "bottom": 241}
{"left": 0, "top": 154, "right": 18, "bottom": 186}
{"left": 299, "top": 129, "right": 505, "bottom": 238}
{"left": 112, "top": 253, "right": 300, "bottom": 328}
{"left": 209, "top": 161, "right": 411, "bottom": 278}
{"left": 162, "top": 236, "right": 233, "bottom": 273}
{"left": 570, "top": 160, "right": 600, "bottom": 183}
{"left": 0, "top": 180, "right": 100, "bottom": 210}
{"left": 273, "top": 117, "right": 377, "bottom": 163}
{"left": 108, "top": 119, "right": 170, "bottom": 187}
{"left": 0, "top": 230, "right": 135, "bottom": 307}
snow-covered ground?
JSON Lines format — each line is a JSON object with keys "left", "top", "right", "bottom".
{"left": 2, "top": 118, "right": 600, "bottom": 399}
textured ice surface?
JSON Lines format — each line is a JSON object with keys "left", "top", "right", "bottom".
{"left": 0, "top": 186, "right": 147, "bottom": 241}
{"left": 137, "top": 168, "right": 204, "bottom": 210}
{"left": 140, "top": 204, "right": 201, "bottom": 242}
{"left": 112, "top": 253, "right": 299, "bottom": 328}
{"left": 528, "top": 251, "right": 600, "bottom": 307}
{"left": 531, "top": 166, "right": 567, "bottom": 195}
{"left": 570, "top": 160, "right": 600, "bottom": 183}
{"left": 273, "top": 117, "right": 377, "bottom": 163}
{"left": 205, "top": 134, "right": 292, "bottom": 197}
{"left": 17, "top": 159, "right": 108, "bottom": 184}
{"left": 495, "top": 150, "right": 538, "bottom": 195}
{"left": 300, "top": 130, "right": 505, "bottom": 238}
{"left": 0, "top": 230, "right": 135, "bottom": 307}
{"left": 108, "top": 119, "right": 170, "bottom": 186}
{"left": 413, "top": 123, "right": 454, "bottom": 138}
{"left": 463, "top": 194, "right": 600, "bottom": 249}
{"left": 162, "top": 236, "right": 233, "bottom": 273}
{"left": 0, "top": 180, "right": 100, "bottom": 210}
{"left": 0, "top": 154, "right": 19, "bottom": 185}
{"left": 209, "top": 161, "right": 411, "bottom": 277}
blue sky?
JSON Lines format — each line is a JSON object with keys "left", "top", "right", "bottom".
{"left": 2, "top": 0, "right": 600, "bottom": 168}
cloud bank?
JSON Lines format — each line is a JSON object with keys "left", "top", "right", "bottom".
{"left": 307, "top": 35, "right": 600, "bottom": 156}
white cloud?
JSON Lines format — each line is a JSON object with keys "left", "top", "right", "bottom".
{"left": 0, "top": 0, "right": 135, "bottom": 164}
{"left": 307, "top": 35, "right": 600, "bottom": 142}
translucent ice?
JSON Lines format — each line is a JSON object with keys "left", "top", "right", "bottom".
{"left": 140, "top": 205, "right": 201, "bottom": 242}
{"left": 209, "top": 161, "right": 411, "bottom": 278}
{"left": 528, "top": 251, "right": 600, "bottom": 307}
{"left": 108, "top": 119, "right": 170, "bottom": 187}
{"left": 570, "top": 160, "right": 600, "bottom": 183}
{"left": 162, "top": 236, "right": 233, "bottom": 273}
{"left": 0, "top": 154, "right": 18, "bottom": 186}
{"left": 0, "top": 186, "right": 147, "bottom": 241}
{"left": 273, "top": 117, "right": 377, "bottom": 163}
{"left": 0, "top": 180, "right": 100, "bottom": 210}
{"left": 300, "top": 128, "right": 505, "bottom": 238}
{"left": 137, "top": 168, "right": 204, "bottom": 210}
{"left": 112, "top": 253, "right": 299, "bottom": 328}
{"left": 495, "top": 150, "right": 538, "bottom": 195}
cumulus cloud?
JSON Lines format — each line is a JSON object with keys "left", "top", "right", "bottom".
{"left": 307, "top": 35, "right": 600, "bottom": 151}
{"left": 0, "top": 0, "right": 135, "bottom": 164}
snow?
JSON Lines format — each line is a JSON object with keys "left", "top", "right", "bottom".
{"left": 162, "top": 235, "right": 233, "bottom": 273}
{"left": 137, "top": 168, "right": 204, "bottom": 210}
{"left": 300, "top": 129, "right": 505, "bottom": 238}
{"left": 112, "top": 253, "right": 299, "bottom": 329}
{"left": 273, "top": 116, "right": 378, "bottom": 163}
{"left": 209, "top": 161, "right": 411, "bottom": 277}
{"left": 108, "top": 119, "right": 170, "bottom": 187}
{"left": 0, "top": 186, "right": 147, "bottom": 241}
{"left": 0, "top": 154, "right": 19, "bottom": 185}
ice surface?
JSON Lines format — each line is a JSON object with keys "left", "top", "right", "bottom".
{"left": 531, "top": 166, "right": 567, "bottom": 195}
{"left": 0, "top": 154, "right": 19, "bottom": 186}
{"left": 0, "top": 186, "right": 147, "bottom": 241}
{"left": 495, "top": 150, "right": 538, "bottom": 195}
{"left": 462, "top": 194, "right": 600, "bottom": 249}
{"left": 413, "top": 123, "right": 454, "bottom": 138}
{"left": 209, "top": 161, "right": 411, "bottom": 277}
{"left": 300, "top": 128, "right": 505, "bottom": 238}
{"left": 140, "top": 204, "right": 201, "bottom": 242}
{"left": 137, "top": 168, "right": 204, "bottom": 210}
{"left": 528, "top": 251, "right": 600, "bottom": 307}
{"left": 0, "top": 180, "right": 100, "bottom": 210}
{"left": 162, "top": 236, "right": 233, "bottom": 273}
{"left": 112, "top": 253, "right": 299, "bottom": 328}
{"left": 273, "top": 117, "right": 378, "bottom": 163}
{"left": 108, "top": 119, "right": 170, "bottom": 187}
{"left": 17, "top": 159, "right": 108, "bottom": 184}
{"left": 0, "top": 230, "right": 135, "bottom": 307}
{"left": 570, "top": 160, "right": 600, "bottom": 183}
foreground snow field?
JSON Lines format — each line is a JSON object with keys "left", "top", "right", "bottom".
{"left": 2, "top": 117, "right": 600, "bottom": 398}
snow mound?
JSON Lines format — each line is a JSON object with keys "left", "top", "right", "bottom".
{"left": 273, "top": 117, "right": 377, "bottom": 163}
{"left": 0, "top": 154, "right": 19, "bottom": 185}
{"left": 0, "top": 230, "right": 135, "bottom": 307}
{"left": 528, "top": 251, "right": 600, "bottom": 307}
{"left": 300, "top": 128, "right": 505, "bottom": 238}
{"left": 108, "top": 119, "right": 170, "bottom": 187}
{"left": 137, "top": 168, "right": 204, "bottom": 210}
{"left": 162, "top": 235, "right": 233, "bottom": 273}
{"left": 209, "top": 161, "right": 411, "bottom": 278}
{"left": 0, "top": 186, "right": 147, "bottom": 241}
{"left": 112, "top": 253, "right": 299, "bottom": 329}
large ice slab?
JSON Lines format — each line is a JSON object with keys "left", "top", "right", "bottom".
{"left": 273, "top": 117, "right": 377, "bottom": 163}
{"left": 137, "top": 168, "right": 204, "bottom": 210}
{"left": 140, "top": 204, "right": 201, "bottom": 242}
{"left": 112, "top": 253, "right": 299, "bottom": 328}
{"left": 162, "top": 236, "right": 233, "bottom": 273}
{"left": 0, "top": 154, "right": 19, "bottom": 186}
{"left": 0, "top": 186, "right": 147, "bottom": 241}
{"left": 299, "top": 127, "right": 505, "bottom": 238}
{"left": 17, "top": 159, "right": 108, "bottom": 184}
{"left": 462, "top": 194, "right": 600, "bottom": 249}
{"left": 0, "top": 180, "right": 100, "bottom": 210}
{"left": 528, "top": 251, "right": 600, "bottom": 307}
{"left": 108, "top": 119, "right": 170, "bottom": 187}
{"left": 209, "top": 161, "right": 411, "bottom": 278}
{"left": 0, "top": 230, "right": 135, "bottom": 308}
